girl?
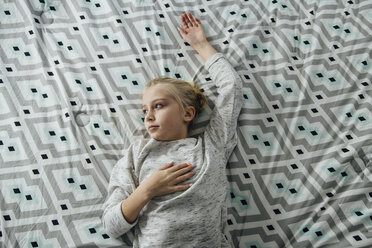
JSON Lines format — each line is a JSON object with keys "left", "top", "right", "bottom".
{"left": 102, "top": 12, "right": 243, "bottom": 247}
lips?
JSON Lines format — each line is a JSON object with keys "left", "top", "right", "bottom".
{"left": 148, "top": 125, "right": 159, "bottom": 131}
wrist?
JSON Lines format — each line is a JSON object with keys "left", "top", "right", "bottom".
{"left": 193, "top": 42, "right": 217, "bottom": 62}
{"left": 192, "top": 41, "right": 209, "bottom": 51}
{"left": 137, "top": 184, "right": 153, "bottom": 202}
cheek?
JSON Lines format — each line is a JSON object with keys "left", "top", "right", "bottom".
{"left": 159, "top": 108, "right": 182, "bottom": 125}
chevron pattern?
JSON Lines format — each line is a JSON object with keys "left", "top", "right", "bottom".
{"left": 0, "top": 0, "right": 371, "bottom": 247}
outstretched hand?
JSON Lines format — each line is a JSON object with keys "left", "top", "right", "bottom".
{"left": 178, "top": 13, "right": 207, "bottom": 48}
{"left": 178, "top": 12, "right": 217, "bottom": 61}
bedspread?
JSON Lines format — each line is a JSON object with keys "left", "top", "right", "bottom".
{"left": 0, "top": 0, "right": 371, "bottom": 247}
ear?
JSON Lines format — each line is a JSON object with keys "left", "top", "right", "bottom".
{"left": 183, "top": 106, "right": 196, "bottom": 123}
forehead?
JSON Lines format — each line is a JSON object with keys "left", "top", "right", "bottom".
{"left": 142, "top": 84, "right": 172, "bottom": 104}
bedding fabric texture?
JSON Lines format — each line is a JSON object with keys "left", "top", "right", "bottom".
{"left": 0, "top": 0, "right": 371, "bottom": 247}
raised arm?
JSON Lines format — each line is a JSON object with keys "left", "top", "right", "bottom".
{"left": 178, "top": 12, "right": 217, "bottom": 62}
{"left": 178, "top": 13, "right": 243, "bottom": 160}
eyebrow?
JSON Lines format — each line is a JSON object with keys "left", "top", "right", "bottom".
{"left": 142, "top": 98, "right": 168, "bottom": 108}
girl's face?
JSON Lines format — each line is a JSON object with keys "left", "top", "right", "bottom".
{"left": 142, "top": 84, "right": 194, "bottom": 141}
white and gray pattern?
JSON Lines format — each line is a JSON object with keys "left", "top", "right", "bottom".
{"left": 0, "top": 1, "right": 371, "bottom": 248}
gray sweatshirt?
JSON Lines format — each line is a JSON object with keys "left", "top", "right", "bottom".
{"left": 102, "top": 53, "right": 243, "bottom": 248}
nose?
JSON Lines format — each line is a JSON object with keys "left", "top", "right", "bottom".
{"left": 145, "top": 109, "right": 154, "bottom": 122}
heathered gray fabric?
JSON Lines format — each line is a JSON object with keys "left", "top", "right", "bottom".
{"left": 102, "top": 53, "right": 243, "bottom": 248}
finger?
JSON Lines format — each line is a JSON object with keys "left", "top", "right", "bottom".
{"left": 169, "top": 163, "right": 190, "bottom": 172}
{"left": 160, "top": 161, "right": 174, "bottom": 170}
{"left": 181, "top": 13, "right": 188, "bottom": 28}
{"left": 188, "top": 12, "right": 197, "bottom": 27}
{"left": 173, "top": 164, "right": 193, "bottom": 177}
{"left": 175, "top": 171, "right": 195, "bottom": 184}
{"left": 182, "top": 12, "right": 191, "bottom": 28}
{"left": 172, "top": 184, "right": 191, "bottom": 192}
{"left": 195, "top": 17, "right": 202, "bottom": 26}
{"left": 183, "top": 12, "right": 192, "bottom": 27}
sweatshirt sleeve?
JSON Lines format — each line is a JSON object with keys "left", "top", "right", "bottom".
{"left": 102, "top": 146, "right": 138, "bottom": 238}
{"left": 203, "top": 53, "right": 243, "bottom": 160}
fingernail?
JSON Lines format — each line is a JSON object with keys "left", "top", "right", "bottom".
{"left": 187, "top": 163, "right": 191, "bottom": 166}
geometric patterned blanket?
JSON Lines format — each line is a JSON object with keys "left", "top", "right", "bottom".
{"left": 1, "top": 1, "right": 371, "bottom": 247}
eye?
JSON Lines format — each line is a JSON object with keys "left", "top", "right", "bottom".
{"left": 142, "top": 109, "right": 148, "bottom": 115}
{"left": 155, "top": 103, "right": 163, "bottom": 109}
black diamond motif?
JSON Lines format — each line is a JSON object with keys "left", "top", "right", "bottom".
{"left": 353, "top": 235, "right": 362, "bottom": 241}
{"left": 328, "top": 167, "right": 336, "bottom": 172}
{"left": 355, "top": 211, "right": 363, "bottom": 216}
{"left": 289, "top": 188, "right": 297, "bottom": 194}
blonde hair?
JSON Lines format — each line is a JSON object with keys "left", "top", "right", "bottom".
{"left": 144, "top": 76, "right": 207, "bottom": 125}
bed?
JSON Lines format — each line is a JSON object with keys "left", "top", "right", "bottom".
{"left": 1, "top": 0, "right": 371, "bottom": 247}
